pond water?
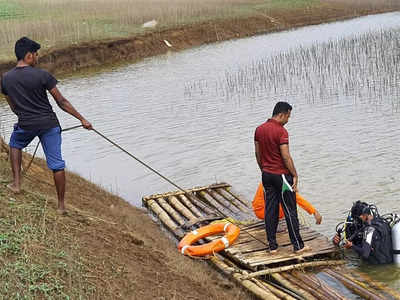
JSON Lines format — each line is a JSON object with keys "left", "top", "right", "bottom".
{"left": 1, "top": 11, "right": 400, "bottom": 292}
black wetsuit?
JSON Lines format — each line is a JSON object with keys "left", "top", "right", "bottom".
{"left": 352, "top": 218, "right": 393, "bottom": 265}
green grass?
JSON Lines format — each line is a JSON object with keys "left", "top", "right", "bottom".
{"left": 0, "top": 0, "right": 22, "bottom": 20}
{"left": 0, "top": 174, "right": 95, "bottom": 298}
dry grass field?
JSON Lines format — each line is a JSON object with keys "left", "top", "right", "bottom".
{"left": 0, "top": 0, "right": 358, "bottom": 61}
{"left": 0, "top": 0, "right": 398, "bottom": 64}
{"left": 0, "top": 0, "right": 294, "bottom": 60}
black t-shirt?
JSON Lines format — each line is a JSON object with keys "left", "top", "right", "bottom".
{"left": 1, "top": 66, "right": 60, "bottom": 130}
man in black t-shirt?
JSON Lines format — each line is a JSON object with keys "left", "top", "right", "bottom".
{"left": 1, "top": 37, "right": 92, "bottom": 214}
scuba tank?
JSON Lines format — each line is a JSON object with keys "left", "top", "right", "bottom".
{"left": 382, "top": 212, "right": 400, "bottom": 265}
{"left": 392, "top": 221, "right": 400, "bottom": 264}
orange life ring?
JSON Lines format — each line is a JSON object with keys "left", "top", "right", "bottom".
{"left": 178, "top": 222, "right": 240, "bottom": 256}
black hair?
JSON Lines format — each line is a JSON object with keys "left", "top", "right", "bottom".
{"left": 351, "top": 201, "right": 371, "bottom": 218}
{"left": 15, "top": 37, "right": 41, "bottom": 61}
{"left": 272, "top": 102, "right": 292, "bottom": 116}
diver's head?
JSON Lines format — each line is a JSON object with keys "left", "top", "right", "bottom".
{"left": 351, "top": 201, "right": 373, "bottom": 224}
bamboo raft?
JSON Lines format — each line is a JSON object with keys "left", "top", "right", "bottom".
{"left": 142, "top": 183, "right": 400, "bottom": 300}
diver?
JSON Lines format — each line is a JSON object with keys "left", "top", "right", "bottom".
{"left": 333, "top": 201, "right": 393, "bottom": 265}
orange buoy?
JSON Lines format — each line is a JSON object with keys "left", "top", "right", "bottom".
{"left": 178, "top": 222, "right": 240, "bottom": 256}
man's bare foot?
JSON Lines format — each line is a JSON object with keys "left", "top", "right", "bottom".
{"left": 57, "top": 209, "right": 68, "bottom": 216}
{"left": 6, "top": 183, "right": 21, "bottom": 194}
{"left": 269, "top": 249, "right": 278, "bottom": 254}
{"left": 295, "top": 245, "right": 312, "bottom": 254}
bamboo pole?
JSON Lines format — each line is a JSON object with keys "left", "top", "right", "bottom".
{"left": 250, "top": 277, "right": 295, "bottom": 300}
{"left": 182, "top": 215, "right": 225, "bottom": 231}
{"left": 271, "top": 273, "right": 317, "bottom": 300}
{"left": 209, "top": 256, "right": 280, "bottom": 300}
{"left": 212, "top": 254, "right": 290, "bottom": 299}
{"left": 167, "top": 196, "right": 197, "bottom": 221}
{"left": 142, "top": 183, "right": 230, "bottom": 201}
{"left": 280, "top": 273, "right": 326, "bottom": 300}
{"left": 354, "top": 270, "right": 400, "bottom": 300}
{"left": 198, "top": 191, "right": 231, "bottom": 215}
{"left": 257, "top": 280, "right": 297, "bottom": 300}
{"left": 219, "top": 187, "right": 251, "bottom": 208}
{"left": 242, "top": 260, "right": 346, "bottom": 279}
{"left": 147, "top": 199, "right": 183, "bottom": 238}
{"left": 169, "top": 196, "right": 197, "bottom": 220}
{"left": 266, "top": 280, "right": 304, "bottom": 300}
{"left": 178, "top": 194, "right": 203, "bottom": 217}
{"left": 232, "top": 273, "right": 280, "bottom": 300}
{"left": 338, "top": 271, "right": 389, "bottom": 299}
{"left": 240, "top": 221, "right": 265, "bottom": 231}
{"left": 209, "top": 256, "right": 236, "bottom": 275}
{"left": 291, "top": 270, "right": 348, "bottom": 300}
{"left": 207, "top": 188, "right": 246, "bottom": 213}
{"left": 182, "top": 193, "right": 216, "bottom": 215}
{"left": 324, "top": 269, "right": 383, "bottom": 300}
{"left": 157, "top": 197, "right": 185, "bottom": 226}
{"left": 195, "top": 191, "right": 228, "bottom": 217}
{"left": 208, "top": 189, "right": 240, "bottom": 212}
{"left": 215, "top": 187, "right": 251, "bottom": 211}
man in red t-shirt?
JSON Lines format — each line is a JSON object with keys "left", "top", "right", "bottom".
{"left": 254, "top": 102, "right": 311, "bottom": 254}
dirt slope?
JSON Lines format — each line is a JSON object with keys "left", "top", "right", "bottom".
{"left": 0, "top": 138, "right": 250, "bottom": 299}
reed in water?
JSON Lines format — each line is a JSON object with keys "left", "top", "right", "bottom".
{"left": 185, "top": 27, "right": 400, "bottom": 113}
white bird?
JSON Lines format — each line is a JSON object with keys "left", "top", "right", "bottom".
{"left": 163, "top": 40, "right": 172, "bottom": 47}
{"left": 142, "top": 20, "right": 157, "bottom": 28}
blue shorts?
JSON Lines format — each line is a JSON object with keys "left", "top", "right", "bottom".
{"left": 9, "top": 124, "right": 65, "bottom": 171}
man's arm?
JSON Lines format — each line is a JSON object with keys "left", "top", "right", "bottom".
{"left": 296, "top": 194, "right": 322, "bottom": 224}
{"left": 49, "top": 87, "right": 92, "bottom": 130}
{"left": 254, "top": 141, "right": 262, "bottom": 171}
{"left": 344, "top": 227, "right": 375, "bottom": 260}
{"left": 280, "top": 144, "right": 298, "bottom": 191}
{"left": 350, "top": 241, "right": 372, "bottom": 259}
{"left": 5, "top": 96, "right": 16, "bottom": 114}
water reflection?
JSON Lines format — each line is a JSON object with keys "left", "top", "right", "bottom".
{"left": 359, "top": 263, "right": 400, "bottom": 291}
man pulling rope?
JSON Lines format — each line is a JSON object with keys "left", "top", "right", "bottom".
{"left": 1, "top": 37, "right": 92, "bottom": 215}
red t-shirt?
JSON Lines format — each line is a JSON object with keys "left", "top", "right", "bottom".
{"left": 254, "top": 119, "right": 289, "bottom": 174}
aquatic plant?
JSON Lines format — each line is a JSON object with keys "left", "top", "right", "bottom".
{"left": 185, "top": 27, "right": 400, "bottom": 113}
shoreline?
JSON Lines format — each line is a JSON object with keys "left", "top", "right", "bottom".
{"left": 0, "top": 4, "right": 400, "bottom": 298}
{"left": 0, "top": 5, "right": 399, "bottom": 77}
{"left": 0, "top": 137, "right": 251, "bottom": 299}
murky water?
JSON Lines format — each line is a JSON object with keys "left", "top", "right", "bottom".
{"left": 1, "top": 12, "right": 400, "bottom": 290}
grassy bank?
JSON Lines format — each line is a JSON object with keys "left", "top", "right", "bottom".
{"left": 0, "top": 0, "right": 399, "bottom": 65}
{"left": 0, "top": 139, "right": 249, "bottom": 299}
{"left": 0, "top": 0, "right": 316, "bottom": 61}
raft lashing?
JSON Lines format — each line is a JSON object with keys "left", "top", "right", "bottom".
{"left": 142, "top": 183, "right": 400, "bottom": 299}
